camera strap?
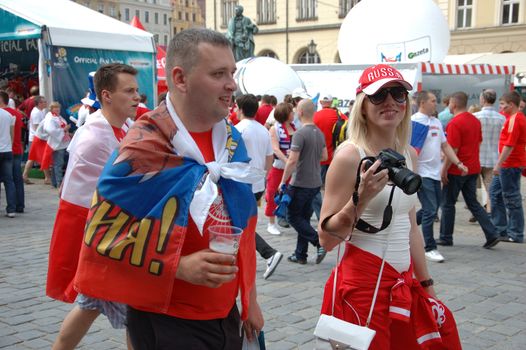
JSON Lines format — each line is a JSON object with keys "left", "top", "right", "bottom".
{"left": 353, "top": 157, "right": 396, "bottom": 234}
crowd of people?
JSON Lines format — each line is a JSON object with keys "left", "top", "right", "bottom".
{"left": 0, "top": 27, "right": 525, "bottom": 349}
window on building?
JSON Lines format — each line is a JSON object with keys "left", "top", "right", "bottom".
{"left": 125, "top": 8, "right": 130, "bottom": 21}
{"left": 164, "top": 13, "right": 168, "bottom": 25}
{"left": 154, "top": 34, "right": 159, "bottom": 44}
{"left": 155, "top": 12, "right": 159, "bottom": 24}
{"left": 109, "top": 5, "right": 115, "bottom": 17}
{"left": 164, "top": 35, "right": 168, "bottom": 46}
{"left": 339, "top": 0, "right": 360, "bottom": 18}
{"left": 98, "top": 2, "right": 104, "bottom": 13}
{"left": 502, "top": 0, "right": 520, "bottom": 24}
{"left": 258, "top": 50, "right": 279, "bottom": 59}
{"left": 221, "top": 1, "right": 238, "bottom": 27}
{"left": 185, "top": 12, "right": 189, "bottom": 21}
{"left": 298, "top": 49, "right": 321, "bottom": 64}
{"left": 145, "top": 11, "right": 150, "bottom": 23}
{"left": 178, "top": 11, "right": 182, "bottom": 20}
{"left": 257, "top": 0, "right": 276, "bottom": 24}
{"left": 193, "top": 13, "right": 196, "bottom": 22}
{"left": 297, "top": 0, "right": 317, "bottom": 21}
{"left": 136, "top": 9, "right": 140, "bottom": 18}
{"left": 456, "top": 0, "right": 472, "bottom": 28}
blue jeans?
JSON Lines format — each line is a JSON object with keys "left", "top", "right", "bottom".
{"left": 287, "top": 186, "right": 320, "bottom": 260}
{"left": 0, "top": 151, "right": 16, "bottom": 213}
{"left": 416, "top": 177, "right": 441, "bottom": 251}
{"left": 311, "top": 165, "right": 328, "bottom": 221}
{"left": 489, "top": 168, "right": 524, "bottom": 242}
{"left": 51, "top": 149, "right": 66, "bottom": 188}
{"left": 440, "top": 174, "right": 498, "bottom": 244}
{"left": 12, "top": 154, "right": 24, "bottom": 211}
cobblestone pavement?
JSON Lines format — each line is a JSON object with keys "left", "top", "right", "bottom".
{"left": 1, "top": 179, "right": 525, "bottom": 349}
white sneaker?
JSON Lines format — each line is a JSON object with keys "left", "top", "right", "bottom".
{"left": 263, "top": 251, "right": 283, "bottom": 279}
{"left": 267, "top": 223, "right": 281, "bottom": 235}
{"left": 425, "top": 249, "right": 445, "bottom": 263}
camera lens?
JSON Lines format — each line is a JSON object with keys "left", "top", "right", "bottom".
{"left": 389, "top": 167, "right": 422, "bottom": 195}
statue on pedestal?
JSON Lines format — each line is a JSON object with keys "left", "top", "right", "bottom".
{"left": 226, "top": 6, "right": 258, "bottom": 62}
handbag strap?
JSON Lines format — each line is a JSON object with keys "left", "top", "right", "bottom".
{"left": 330, "top": 193, "right": 395, "bottom": 328}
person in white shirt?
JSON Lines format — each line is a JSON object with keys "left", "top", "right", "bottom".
{"left": 235, "top": 93, "right": 283, "bottom": 280}
{"left": 43, "top": 102, "right": 71, "bottom": 188}
{"left": 23, "top": 96, "right": 50, "bottom": 184}
{"left": 0, "top": 106, "right": 16, "bottom": 217}
{"left": 412, "top": 91, "right": 467, "bottom": 263}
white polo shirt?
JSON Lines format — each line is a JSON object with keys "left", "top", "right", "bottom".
{"left": 0, "top": 109, "right": 15, "bottom": 152}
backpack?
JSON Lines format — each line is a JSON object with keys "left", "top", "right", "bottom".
{"left": 331, "top": 110, "right": 348, "bottom": 149}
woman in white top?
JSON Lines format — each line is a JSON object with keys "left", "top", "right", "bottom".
{"left": 318, "top": 64, "right": 461, "bottom": 349}
{"left": 44, "top": 102, "right": 71, "bottom": 188}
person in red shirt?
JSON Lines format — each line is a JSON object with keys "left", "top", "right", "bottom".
{"left": 489, "top": 91, "right": 526, "bottom": 243}
{"left": 438, "top": 91, "right": 501, "bottom": 248}
{"left": 254, "top": 94, "right": 273, "bottom": 125}
{"left": 0, "top": 91, "right": 25, "bottom": 213}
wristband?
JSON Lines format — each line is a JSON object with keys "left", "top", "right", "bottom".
{"left": 420, "top": 278, "right": 434, "bottom": 288}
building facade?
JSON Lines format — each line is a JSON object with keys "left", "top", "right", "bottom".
{"left": 204, "top": 0, "right": 526, "bottom": 64}
{"left": 172, "top": 0, "right": 206, "bottom": 35}
{"left": 72, "top": 0, "right": 172, "bottom": 46}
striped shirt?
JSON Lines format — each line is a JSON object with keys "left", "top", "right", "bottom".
{"left": 474, "top": 107, "right": 505, "bottom": 167}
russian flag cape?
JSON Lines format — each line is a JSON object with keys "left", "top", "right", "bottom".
{"left": 74, "top": 102, "right": 259, "bottom": 319}
{"left": 410, "top": 120, "right": 429, "bottom": 155}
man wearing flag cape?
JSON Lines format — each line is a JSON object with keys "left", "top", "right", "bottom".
{"left": 74, "top": 28, "right": 264, "bottom": 348}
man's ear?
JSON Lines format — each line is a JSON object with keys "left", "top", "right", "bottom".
{"left": 171, "top": 66, "right": 187, "bottom": 93}
{"left": 100, "top": 90, "right": 111, "bottom": 105}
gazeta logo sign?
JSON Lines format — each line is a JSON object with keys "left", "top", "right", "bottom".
{"left": 408, "top": 48, "right": 429, "bottom": 60}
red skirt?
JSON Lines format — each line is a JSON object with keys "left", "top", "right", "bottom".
{"left": 264, "top": 167, "right": 284, "bottom": 217}
{"left": 41, "top": 143, "right": 53, "bottom": 170}
{"left": 28, "top": 136, "right": 46, "bottom": 164}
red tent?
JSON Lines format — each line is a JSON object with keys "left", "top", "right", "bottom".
{"left": 130, "top": 16, "right": 167, "bottom": 94}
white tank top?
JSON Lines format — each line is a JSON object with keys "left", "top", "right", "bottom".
{"left": 349, "top": 147, "right": 418, "bottom": 273}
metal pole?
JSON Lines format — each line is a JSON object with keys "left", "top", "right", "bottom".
{"left": 286, "top": 0, "right": 289, "bottom": 63}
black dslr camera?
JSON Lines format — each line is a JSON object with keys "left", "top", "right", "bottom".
{"left": 363, "top": 148, "right": 422, "bottom": 195}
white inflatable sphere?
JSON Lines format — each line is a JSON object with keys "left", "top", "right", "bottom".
{"left": 235, "top": 57, "right": 306, "bottom": 102}
{"left": 338, "top": 0, "right": 450, "bottom": 64}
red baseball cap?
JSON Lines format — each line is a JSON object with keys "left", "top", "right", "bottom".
{"left": 356, "top": 64, "right": 412, "bottom": 95}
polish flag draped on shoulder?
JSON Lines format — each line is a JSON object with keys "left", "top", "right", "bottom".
{"left": 74, "top": 101, "right": 263, "bottom": 319}
{"left": 46, "top": 111, "right": 122, "bottom": 302}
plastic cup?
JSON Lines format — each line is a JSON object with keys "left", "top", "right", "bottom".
{"left": 208, "top": 225, "right": 243, "bottom": 255}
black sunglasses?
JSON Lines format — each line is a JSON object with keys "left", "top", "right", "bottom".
{"left": 368, "top": 86, "right": 408, "bottom": 105}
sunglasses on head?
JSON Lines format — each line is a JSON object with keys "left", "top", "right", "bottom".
{"left": 367, "top": 86, "right": 408, "bottom": 105}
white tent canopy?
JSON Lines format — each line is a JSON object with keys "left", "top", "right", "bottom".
{"left": 0, "top": 0, "right": 154, "bottom": 52}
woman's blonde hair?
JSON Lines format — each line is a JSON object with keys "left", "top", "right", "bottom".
{"left": 345, "top": 91, "right": 412, "bottom": 155}
{"left": 49, "top": 101, "right": 61, "bottom": 110}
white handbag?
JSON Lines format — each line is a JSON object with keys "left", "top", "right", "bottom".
{"left": 314, "top": 242, "right": 389, "bottom": 350}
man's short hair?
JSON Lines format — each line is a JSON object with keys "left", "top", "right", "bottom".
{"left": 261, "top": 94, "right": 272, "bottom": 104}
{"left": 500, "top": 91, "right": 521, "bottom": 107}
{"left": 442, "top": 96, "right": 450, "bottom": 105}
{"left": 481, "top": 89, "right": 497, "bottom": 105}
{"left": 416, "top": 90, "right": 431, "bottom": 107}
{"left": 274, "top": 102, "right": 293, "bottom": 123}
{"left": 236, "top": 94, "right": 259, "bottom": 118}
{"left": 0, "top": 91, "right": 8, "bottom": 105}
{"left": 166, "top": 28, "right": 231, "bottom": 91}
{"left": 29, "top": 86, "right": 39, "bottom": 96}
{"left": 94, "top": 63, "right": 137, "bottom": 106}
{"left": 269, "top": 95, "right": 277, "bottom": 106}
{"left": 34, "top": 95, "right": 46, "bottom": 105}
{"left": 450, "top": 91, "right": 468, "bottom": 109}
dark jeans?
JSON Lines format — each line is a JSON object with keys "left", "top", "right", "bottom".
{"left": 0, "top": 151, "right": 16, "bottom": 213}
{"left": 490, "top": 168, "right": 524, "bottom": 242}
{"left": 439, "top": 174, "right": 498, "bottom": 244}
{"left": 51, "top": 149, "right": 66, "bottom": 188}
{"left": 311, "top": 165, "right": 328, "bottom": 221}
{"left": 287, "top": 185, "right": 321, "bottom": 260}
{"left": 254, "top": 191, "right": 277, "bottom": 259}
{"left": 416, "top": 177, "right": 441, "bottom": 251}
{"left": 127, "top": 305, "right": 242, "bottom": 350}
{"left": 12, "top": 154, "right": 24, "bottom": 211}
